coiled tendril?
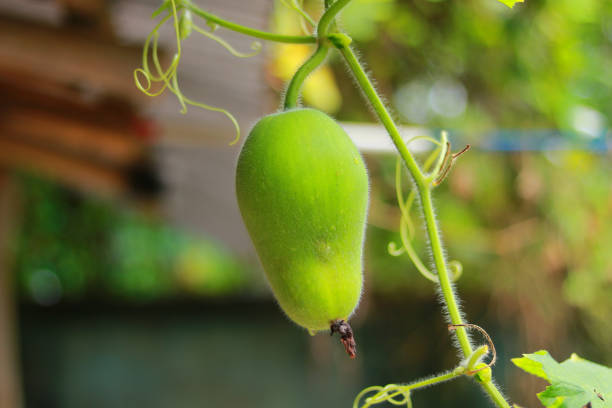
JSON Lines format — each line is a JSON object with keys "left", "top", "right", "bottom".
{"left": 388, "top": 133, "right": 463, "bottom": 283}
{"left": 134, "top": 0, "right": 263, "bottom": 145}
{"left": 354, "top": 384, "right": 413, "bottom": 408}
{"left": 353, "top": 367, "right": 465, "bottom": 408}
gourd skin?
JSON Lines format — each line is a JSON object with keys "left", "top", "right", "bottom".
{"left": 236, "top": 108, "right": 368, "bottom": 332}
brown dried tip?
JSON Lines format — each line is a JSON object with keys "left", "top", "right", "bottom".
{"left": 330, "top": 319, "right": 357, "bottom": 359}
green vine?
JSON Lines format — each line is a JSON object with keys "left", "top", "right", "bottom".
{"left": 283, "top": 44, "right": 329, "bottom": 109}
{"left": 135, "top": 1, "right": 517, "bottom": 407}
{"left": 181, "top": 0, "right": 316, "bottom": 43}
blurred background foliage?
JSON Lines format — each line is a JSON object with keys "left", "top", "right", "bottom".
{"left": 15, "top": 149, "right": 612, "bottom": 406}
{"left": 15, "top": 174, "right": 263, "bottom": 305}
{"left": 367, "top": 150, "right": 612, "bottom": 361}
{"left": 270, "top": 0, "right": 611, "bottom": 141}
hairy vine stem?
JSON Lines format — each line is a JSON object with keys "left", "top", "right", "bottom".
{"left": 336, "top": 41, "right": 475, "bottom": 355}
{"left": 323, "top": 3, "right": 512, "bottom": 408}
{"left": 336, "top": 39, "right": 511, "bottom": 408}
{"left": 137, "top": 1, "right": 514, "bottom": 407}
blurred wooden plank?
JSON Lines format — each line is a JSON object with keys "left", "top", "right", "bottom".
{"left": 0, "top": 69, "right": 135, "bottom": 124}
{"left": 57, "top": 0, "right": 106, "bottom": 16}
{"left": 0, "top": 174, "right": 23, "bottom": 408}
{"left": 0, "top": 16, "right": 148, "bottom": 104}
{"left": 0, "top": 0, "right": 61, "bottom": 26}
{"left": 0, "top": 69, "right": 97, "bottom": 112}
{"left": 0, "top": 139, "right": 125, "bottom": 196}
{"left": 0, "top": 107, "right": 144, "bottom": 166}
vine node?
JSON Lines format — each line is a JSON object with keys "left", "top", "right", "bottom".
{"left": 448, "top": 323, "right": 497, "bottom": 375}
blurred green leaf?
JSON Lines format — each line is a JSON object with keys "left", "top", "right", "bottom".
{"left": 15, "top": 174, "right": 254, "bottom": 303}
{"left": 512, "top": 350, "right": 612, "bottom": 408}
{"left": 341, "top": 0, "right": 396, "bottom": 42}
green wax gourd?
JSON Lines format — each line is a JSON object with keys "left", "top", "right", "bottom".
{"left": 236, "top": 108, "right": 368, "bottom": 332}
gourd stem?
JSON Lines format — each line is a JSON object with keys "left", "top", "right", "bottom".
{"left": 317, "top": 0, "right": 351, "bottom": 39}
{"left": 283, "top": 44, "right": 329, "bottom": 110}
{"left": 335, "top": 42, "right": 512, "bottom": 408}
{"left": 282, "top": 0, "right": 347, "bottom": 109}
{"left": 183, "top": 0, "right": 316, "bottom": 44}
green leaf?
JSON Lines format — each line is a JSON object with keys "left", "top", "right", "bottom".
{"left": 512, "top": 350, "right": 612, "bottom": 408}
{"left": 496, "top": 0, "right": 525, "bottom": 8}
{"left": 512, "top": 350, "right": 550, "bottom": 380}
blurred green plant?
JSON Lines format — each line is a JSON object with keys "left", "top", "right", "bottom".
{"left": 368, "top": 150, "right": 612, "bottom": 360}
{"left": 14, "top": 175, "right": 254, "bottom": 304}
{"left": 313, "top": 0, "right": 611, "bottom": 136}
